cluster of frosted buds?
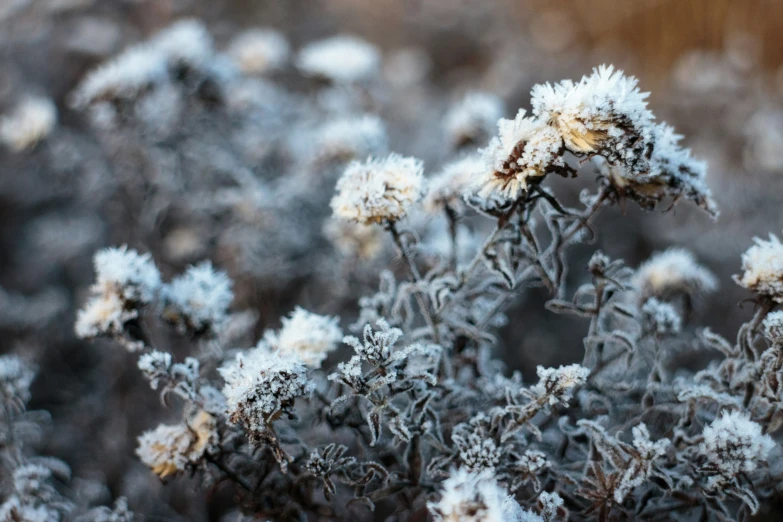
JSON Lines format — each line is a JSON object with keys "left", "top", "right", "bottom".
{"left": 0, "top": 355, "right": 35, "bottom": 409}
{"left": 531, "top": 364, "right": 590, "bottom": 406}
{"left": 330, "top": 153, "right": 425, "bottom": 224}
{"left": 614, "top": 424, "right": 670, "bottom": 503}
{"left": 74, "top": 246, "right": 161, "bottom": 342}
{"left": 443, "top": 92, "right": 504, "bottom": 149}
{"left": 323, "top": 218, "right": 384, "bottom": 260}
{"left": 314, "top": 115, "right": 388, "bottom": 163}
{"left": 226, "top": 28, "right": 290, "bottom": 75}
{"left": 452, "top": 417, "right": 501, "bottom": 471}
{"left": 136, "top": 411, "right": 218, "bottom": 479}
{"left": 162, "top": 261, "right": 234, "bottom": 336}
{"left": 698, "top": 411, "right": 774, "bottom": 491}
{"left": 428, "top": 468, "right": 541, "bottom": 522}
{"left": 633, "top": 248, "right": 717, "bottom": 303}
{"left": 261, "top": 307, "right": 342, "bottom": 368}
{"left": 219, "top": 347, "right": 312, "bottom": 436}
{"left": 0, "top": 96, "right": 57, "bottom": 152}
{"left": 735, "top": 232, "right": 783, "bottom": 303}
{"left": 640, "top": 297, "right": 683, "bottom": 336}
{"left": 295, "top": 35, "right": 380, "bottom": 84}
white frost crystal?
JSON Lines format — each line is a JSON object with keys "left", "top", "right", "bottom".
{"left": 296, "top": 35, "right": 380, "bottom": 83}
{"left": 227, "top": 28, "right": 290, "bottom": 75}
{"left": 735, "top": 232, "right": 783, "bottom": 302}
{"left": 331, "top": 153, "right": 424, "bottom": 224}
{"left": 263, "top": 307, "right": 342, "bottom": 368}
{"left": 165, "top": 261, "right": 234, "bottom": 334}
{"left": 136, "top": 411, "right": 218, "bottom": 479}
{"left": 0, "top": 96, "right": 57, "bottom": 152}
{"left": 219, "top": 347, "right": 312, "bottom": 432}
{"left": 699, "top": 411, "right": 774, "bottom": 490}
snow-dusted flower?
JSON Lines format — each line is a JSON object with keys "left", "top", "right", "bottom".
{"left": 296, "top": 35, "right": 380, "bottom": 83}
{"left": 314, "top": 114, "right": 388, "bottom": 161}
{"left": 0, "top": 355, "right": 35, "bottom": 408}
{"left": 164, "top": 261, "right": 234, "bottom": 335}
{"left": 614, "top": 424, "right": 670, "bottom": 503}
{"left": 323, "top": 218, "right": 384, "bottom": 260}
{"left": 735, "top": 232, "right": 783, "bottom": 302}
{"left": 75, "top": 247, "right": 161, "bottom": 339}
{"left": 425, "top": 154, "right": 486, "bottom": 214}
{"left": 699, "top": 411, "right": 775, "bottom": 490}
{"left": 428, "top": 468, "right": 540, "bottom": 522}
{"left": 763, "top": 311, "right": 783, "bottom": 345}
{"left": 136, "top": 411, "right": 218, "bottom": 479}
{"left": 0, "top": 96, "right": 57, "bottom": 152}
{"left": 331, "top": 153, "right": 424, "bottom": 224}
{"left": 634, "top": 248, "right": 717, "bottom": 302}
{"left": 227, "top": 28, "right": 289, "bottom": 75}
{"left": 477, "top": 109, "right": 564, "bottom": 200}
{"left": 444, "top": 92, "right": 504, "bottom": 148}
{"left": 219, "top": 348, "right": 312, "bottom": 433}
{"left": 263, "top": 307, "right": 342, "bottom": 368}
{"left": 640, "top": 297, "right": 682, "bottom": 336}
{"left": 537, "top": 492, "right": 563, "bottom": 522}
{"left": 532, "top": 364, "right": 589, "bottom": 406}
{"left": 149, "top": 19, "right": 214, "bottom": 71}
{"left": 452, "top": 420, "right": 501, "bottom": 471}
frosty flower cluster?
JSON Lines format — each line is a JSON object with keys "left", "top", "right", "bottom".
{"left": 735, "top": 232, "right": 783, "bottom": 303}
{"left": 136, "top": 411, "right": 219, "bottom": 479}
{"left": 262, "top": 307, "right": 342, "bottom": 368}
{"left": 532, "top": 364, "right": 590, "bottom": 406}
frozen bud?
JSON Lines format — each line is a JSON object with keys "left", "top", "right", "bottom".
{"left": 136, "top": 411, "right": 218, "bottom": 479}
{"left": 443, "top": 92, "right": 504, "bottom": 149}
{"left": 587, "top": 250, "right": 611, "bottom": 276}
{"left": 263, "top": 307, "right": 342, "bottom": 368}
{"left": 640, "top": 297, "right": 682, "bottom": 336}
{"left": 476, "top": 109, "right": 564, "bottom": 200}
{"left": 424, "top": 154, "right": 485, "bottom": 214}
{"left": 219, "top": 348, "right": 312, "bottom": 434}
{"left": 314, "top": 115, "right": 388, "bottom": 162}
{"left": 735, "top": 232, "right": 783, "bottom": 303}
{"left": 296, "top": 35, "right": 380, "bottom": 84}
{"left": 698, "top": 411, "right": 774, "bottom": 490}
{"left": 227, "top": 28, "right": 290, "bottom": 75}
{"left": 331, "top": 153, "right": 424, "bottom": 224}
{"left": 163, "top": 261, "right": 234, "bottom": 335}
{"left": 533, "top": 364, "right": 590, "bottom": 406}
{"left": 323, "top": 218, "right": 384, "bottom": 260}
{"left": 763, "top": 311, "right": 783, "bottom": 345}
{"left": 634, "top": 248, "right": 717, "bottom": 302}
{"left": 0, "top": 96, "right": 57, "bottom": 152}
{"left": 428, "top": 468, "right": 540, "bottom": 522}
{"left": 0, "top": 355, "right": 35, "bottom": 408}
{"left": 537, "top": 491, "right": 564, "bottom": 522}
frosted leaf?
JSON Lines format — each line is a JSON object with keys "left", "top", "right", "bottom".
{"left": 634, "top": 248, "right": 717, "bottom": 301}
{"left": 425, "top": 154, "right": 486, "bottom": 214}
{"left": 263, "top": 307, "right": 342, "bottom": 368}
{"left": 314, "top": 114, "right": 388, "bottom": 161}
{"left": 164, "top": 261, "right": 234, "bottom": 335}
{"left": 676, "top": 385, "right": 741, "bottom": 407}
{"left": 640, "top": 297, "right": 682, "bottom": 336}
{"left": 0, "top": 355, "right": 35, "bottom": 407}
{"left": 532, "top": 364, "right": 589, "bottom": 406}
{"left": 699, "top": 410, "right": 775, "bottom": 490}
{"left": 735, "top": 232, "right": 783, "bottom": 303}
{"left": 227, "top": 28, "right": 289, "bottom": 75}
{"left": 476, "top": 110, "right": 564, "bottom": 200}
{"left": 331, "top": 153, "right": 424, "bottom": 224}
{"left": 444, "top": 92, "right": 504, "bottom": 148}
{"left": 0, "top": 96, "right": 57, "bottom": 152}
{"left": 219, "top": 347, "right": 312, "bottom": 433}
{"left": 323, "top": 218, "right": 384, "bottom": 260}
{"left": 296, "top": 35, "right": 380, "bottom": 83}
{"left": 136, "top": 411, "right": 218, "bottom": 479}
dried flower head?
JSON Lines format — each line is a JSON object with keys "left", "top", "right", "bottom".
{"left": 634, "top": 248, "right": 717, "bottom": 302}
{"left": 0, "top": 96, "right": 57, "bottom": 152}
{"left": 444, "top": 92, "right": 504, "bottom": 149}
{"left": 735, "top": 232, "right": 783, "bottom": 302}
{"left": 331, "top": 153, "right": 425, "bottom": 224}
{"left": 315, "top": 115, "right": 388, "bottom": 162}
{"left": 296, "top": 35, "right": 380, "bottom": 83}
{"left": 699, "top": 410, "right": 775, "bottom": 490}
{"left": 136, "top": 411, "right": 218, "bottom": 479}
{"left": 263, "top": 307, "right": 342, "bottom": 368}
{"left": 219, "top": 348, "right": 312, "bottom": 433}
{"left": 425, "top": 154, "right": 485, "bottom": 214}
{"left": 640, "top": 297, "right": 683, "bottom": 336}
{"left": 227, "top": 29, "right": 290, "bottom": 75}
{"left": 477, "top": 110, "right": 564, "bottom": 200}
{"left": 532, "top": 364, "right": 590, "bottom": 406}
{"left": 163, "top": 261, "right": 234, "bottom": 335}
{"left": 323, "top": 218, "right": 385, "bottom": 260}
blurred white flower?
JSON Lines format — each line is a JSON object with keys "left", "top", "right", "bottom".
{"left": 164, "top": 261, "right": 234, "bottom": 335}
{"left": 227, "top": 28, "right": 290, "bottom": 75}
{"left": 264, "top": 307, "right": 342, "bottom": 368}
{"left": 0, "top": 96, "right": 57, "bottom": 152}
{"left": 296, "top": 35, "right": 380, "bottom": 83}
{"left": 443, "top": 91, "right": 504, "bottom": 148}
{"left": 136, "top": 411, "right": 218, "bottom": 479}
